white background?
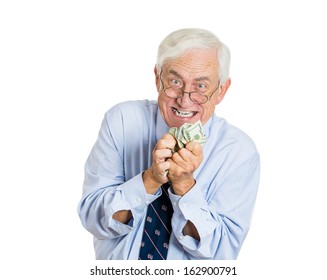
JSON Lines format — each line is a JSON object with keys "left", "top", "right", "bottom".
{"left": 1, "top": 0, "right": 326, "bottom": 279}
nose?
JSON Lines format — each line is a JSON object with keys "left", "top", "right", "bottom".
{"left": 176, "top": 92, "right": 194, "bottom": 108}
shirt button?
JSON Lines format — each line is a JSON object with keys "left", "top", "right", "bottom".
{"left": 136, "top": 198, "right": 141, "bottom": 203}
{"left": 178, "top": 235, "right": 183, "bottom": 240}
{"left": 173, "top": 202, "right": 177, "bottom": 206}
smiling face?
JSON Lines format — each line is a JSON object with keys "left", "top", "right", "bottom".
{"left": 156, "top": 48, "right": 229, "bottom": 128}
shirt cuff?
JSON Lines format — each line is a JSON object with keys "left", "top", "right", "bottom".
{"left": 107, "top": 173, "right": 161, "bottom": 235}
{"left": 169, "top": 183, "right": 215, "bottom": 249}
{"left": 117, "top": 173, "right": 160, "bottom": 209}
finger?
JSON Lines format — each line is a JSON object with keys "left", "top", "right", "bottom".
{"left": 177, "top": 148, "right": 194, "bottom": 162}
{"left": 171, "top": 149, "right": 202, "bottom": 173}
{"left": 156, "top": 134, "right": 176, "bottom": 150}
{"left": 185, "top": 141, "right": 203, "bottom": 156}
{"left": 162, "top": 133, "right": 176, "bottom": 141}
{"left": 171, "top": 151, "right": 192, "bottom": 169}
{"left": 159, "top": 161, "right": 170, "bottom": 173}
{"left": 166, "top": 158, "right": 178, "bottom": 172}
{"left": 166, "top": 158, "right": 188, "bottom": 179}
{"left": 155, "top": 161, "right": 170, "bottom": 177}
{"left": 153, "top": 148, "right": 173, "bottom": 163}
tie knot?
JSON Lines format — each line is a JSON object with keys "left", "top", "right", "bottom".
{"left": 161, "top": 182, "right": 170, "bottom": 192}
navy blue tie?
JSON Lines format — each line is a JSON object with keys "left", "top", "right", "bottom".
{"left": 139, "top": 183, "right": 173, "bottom": 260}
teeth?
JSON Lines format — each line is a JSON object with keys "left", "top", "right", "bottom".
{"left": 173, "top": 108, "right": 195, "bottom": 118}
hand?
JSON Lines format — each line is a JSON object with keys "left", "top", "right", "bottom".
{"left": 167, "top": 141, "right": 203, "bottom": 196}
{"left": 142, "top": 134, "right": 176, "bottom": 194}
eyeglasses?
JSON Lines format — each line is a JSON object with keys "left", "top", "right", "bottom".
{"left": 159, "top": 71, "right": 220, "bottom": 104}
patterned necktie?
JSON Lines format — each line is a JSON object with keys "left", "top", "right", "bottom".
{"left": 139, "top": 182, "right": 173, "bottom": 260}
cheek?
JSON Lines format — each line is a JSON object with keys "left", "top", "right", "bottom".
{"left": 158, "top": 95, "right": 172, "bottom": 115}
{"left": 157, "top": 92, "right": 166, "bottom": 105}
{"left": 200, "top": 103, "right": 216, "bottom": 121}
{"left": 159, "top": 95, "right": 175, "bottom": 108}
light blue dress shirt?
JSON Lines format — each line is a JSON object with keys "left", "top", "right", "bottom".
{"left": 78, "top": 100, "right": 260, "bottom": 260}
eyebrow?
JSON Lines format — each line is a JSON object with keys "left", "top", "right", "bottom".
{"left": 195, "top": 76, "right": 210, "bottom": 82}
{"left": 168, "top": 70, "right": 183, "bottom": 79}
{"left": 168, "top": 69, "right": 211, "bottom": 83}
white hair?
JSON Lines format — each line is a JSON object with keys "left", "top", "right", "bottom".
{"left": 156, "top": 28, "right": 231, "bottom": 84}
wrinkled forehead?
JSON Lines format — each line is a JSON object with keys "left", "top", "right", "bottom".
{"left": 162, "top": 48, "right": 219, "bottom": 80}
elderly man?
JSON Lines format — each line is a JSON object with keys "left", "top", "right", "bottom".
{"left": 78, "top": 28, "right": 260, "bottom": 260}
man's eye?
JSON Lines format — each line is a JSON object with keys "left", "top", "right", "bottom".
{"left": 198, "top": 84, "right": 206, "bottom": 90}
{"left": 171, "top": 79, "right": 181, "bottom": 87}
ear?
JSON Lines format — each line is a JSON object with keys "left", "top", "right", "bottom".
{"left": 154, "top": 66, "right": 160, "bottom": 93}
{"left": 215, "top": 78, "right": 231, "bottom": 105}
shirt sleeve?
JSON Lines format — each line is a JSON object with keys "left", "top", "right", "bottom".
{"left": 169, "top": 152, "right": 260, "bottom": 259}
{"left": 77, "top": 107, "right": 158, "bottom": 239}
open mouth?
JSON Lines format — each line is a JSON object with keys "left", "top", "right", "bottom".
{"left": 172, "top": 108, "right": 197, "bottom": 118}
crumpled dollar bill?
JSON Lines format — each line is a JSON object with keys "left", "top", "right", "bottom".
{"left": 168, "top": 120, "right": 206, "bottom": 153}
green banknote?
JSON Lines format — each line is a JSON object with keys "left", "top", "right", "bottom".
{"left": 168, "top": 120, "right": 206, "bottom": 153}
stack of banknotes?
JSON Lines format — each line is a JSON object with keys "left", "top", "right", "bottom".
{"left": 168, "top": 120, "right": 206, "bottom": 153}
